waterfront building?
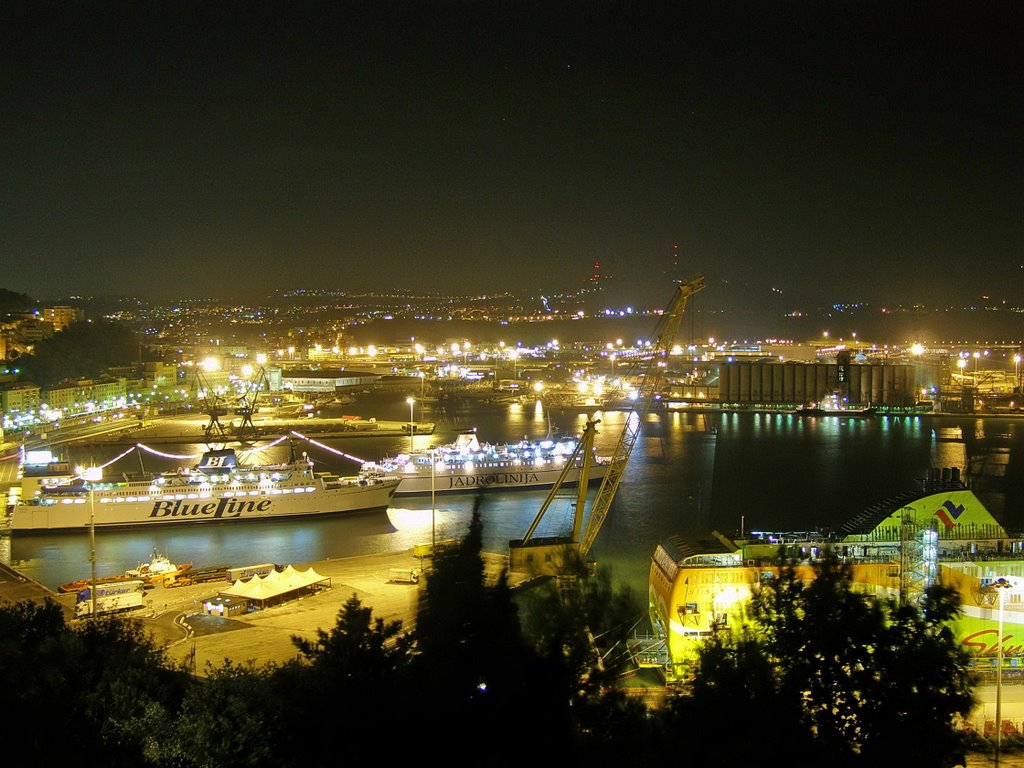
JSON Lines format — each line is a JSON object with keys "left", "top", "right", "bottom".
{"left": 280, "top": 368, "right": 381, "bottom": 394}
{"left": 0, "top": 382, "right": 42, "bottom": 416}
{"left": 43, "top": 376, "right": 127, "bottom": 415}
{"left": 716, "top": 358, "right": 920, "bottom": 409}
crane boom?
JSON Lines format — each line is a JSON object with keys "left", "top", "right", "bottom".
{"left": 578, "top": 275, "right": 705, "bottom": 557}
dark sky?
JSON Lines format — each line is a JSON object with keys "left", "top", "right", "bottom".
{"left": 2, "top": 1, "right": 1021, "bottom": 311}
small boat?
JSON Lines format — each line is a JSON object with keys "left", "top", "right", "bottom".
{"left": 125, "top": 550, "right": 192, "bottom": 584}
{"left": 793, "top": 394, "right": 875, "bottom": 418}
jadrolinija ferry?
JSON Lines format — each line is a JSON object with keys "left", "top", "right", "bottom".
{"left": 9, "top": 444, "right": 401, "bottom": 532}
{"left": 359, "top": 427, "right": 612, "bottom": 495}
{"left": 647, "top": 466, "right": 1024, "bottom": 684}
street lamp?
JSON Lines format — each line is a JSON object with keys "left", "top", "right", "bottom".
{"left": 1014, "top": 353, "right": 1021, "bottom": 395}
{"left": 406, "top": 397, "right": 415, "bottom": 453}
{"left": 82, "top": 466, "right": 103, "bottom": 618}
{"left": 994, "top": 577, "right": 1013, "bottom": 766}
{"left": 430, "top": 448, "right": 436, "bottom": 558}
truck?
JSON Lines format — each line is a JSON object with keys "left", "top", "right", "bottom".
{"left": 226, "top": 563, "right": 278, "bottom": 582}
{"left": 387, "top": 568, "right": 420, "bottom": 584}
{"left": 74, "top": 579, "right": 146, "bottom": 617}
{"left": 164, "top": 564, "right": 231, "bottom": 588}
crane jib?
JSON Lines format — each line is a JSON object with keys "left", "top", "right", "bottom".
{"left": 514, "top": 275, "right": 706, "bottom": 561}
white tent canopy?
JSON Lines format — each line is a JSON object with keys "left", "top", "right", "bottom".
{"left": 221, "top": 564, "right": 330, "bottom": 603}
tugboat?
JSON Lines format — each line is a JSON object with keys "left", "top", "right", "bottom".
{"left": 793, "top": 393, "right": 875, "bottom": 418}
{"left": 58, "top": 550, "right": 192, "bottom": 592}
{"left": 124, "top": 549, "right": 192, "bottom": 584}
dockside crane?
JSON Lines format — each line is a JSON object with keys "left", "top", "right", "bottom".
{"left": 232, "top": 364, "right": 269, "bottom": 442}
{"left": 511, "top": 275, "right": 706, "bottom": 572}
{"left": 191, "top": 365, "right": 230, "bottom": 442}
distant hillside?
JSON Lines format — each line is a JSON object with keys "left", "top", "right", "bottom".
{"left": 344, "top": 307, "right": 1023, "bottom": 348}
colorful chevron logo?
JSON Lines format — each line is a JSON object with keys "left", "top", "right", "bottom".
{"left": 935, "top": 499, "right": 966, "bottom": 530}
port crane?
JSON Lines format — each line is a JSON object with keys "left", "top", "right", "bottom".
{"left": 191, "top": 363, "right": 270, "bottom": 443}
{"left": 232, "top": 365, "right": 268, "bottom": 443}
{"left": 512, "top": 275, "right": 706, "bottom": 569}
{"left": 190, "top": 367, "right": 231, "bottom": 442}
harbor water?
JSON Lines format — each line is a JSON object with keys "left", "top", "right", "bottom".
{"left": 4, "top": 391, "right": 1024, "bottom": 627}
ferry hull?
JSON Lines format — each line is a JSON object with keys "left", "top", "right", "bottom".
{"left": 393, "top": 463, "right": 610, "bottom": 495}
{"left": 10, "top": 482, "right": 399, "bottom": 532}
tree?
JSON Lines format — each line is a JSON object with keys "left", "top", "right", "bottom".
{"left": 0, "top": 599, "right": 191, "bottom": 767}
{"left": 514, "top": 548, "right": 657, "bottom": 761}
{"left": 17, "top": 318, "right": 139, "bottom": 388}
{"left": 0, "top": 287, "right": 36, "bottom": 318}
{"left": 282, "top": 594, "right": 415, "bottom": 765}
{"left": 659, "top": 551, "right": 977, "bottom": 767}
{"left": 168, "top": 660, "right": 280, "bottom": 768}
{"left": 409, "top": 501, "right": 575, "bottom": 759}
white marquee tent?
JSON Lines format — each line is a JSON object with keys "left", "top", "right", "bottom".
{"left": 220, "top": 564, "right": 331, "bottom": 607}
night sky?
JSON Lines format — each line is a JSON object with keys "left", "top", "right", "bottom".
{"left": 2, "top": 1, "right": 1021, "bottom": 311}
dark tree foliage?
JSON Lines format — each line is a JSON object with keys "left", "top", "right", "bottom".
{"left": 0, "top": 599, "right": 192, "bottom": 767}
{"left": 409, "top": 501, "right": 575, "bottom": 760}
{"left": 514, "top": 548, "right": 659, "bottom": 761}
{"left": 279, "top": 594, "right": 415, "bottom": 765}
{"left": 659, "top": 551, "right": 977, "bottom": 768}
{"left": 0, "top": 539, "right": 983, "bottom": 765}
{"left": 168, "top": 660, "right": 282, "bottom": 768}
{"left": 17, "top": 318, "right": 139, "bottom": 388}
{"left": 0, "top": 287, "right": 36, "bottom": 317}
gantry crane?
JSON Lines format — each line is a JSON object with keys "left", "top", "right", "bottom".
{"left": 232, "top": 365, "right": 268, "bottom": 442}
{"left": 511, "top": 275, "right": 706, "bottom": 570}
{"left": 191, "top": 367, "right": 230, "bottom": 442}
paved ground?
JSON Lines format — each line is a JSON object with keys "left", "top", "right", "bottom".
{"left": 147, "top": 549, "right": 520, "bottom": 671}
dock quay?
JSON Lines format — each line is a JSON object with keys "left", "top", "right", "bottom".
{"left": 37, "top": 417, "right": 437, "bottom": 448}
{"left": 0, "top": 548, "right": 524, "bottom": 672}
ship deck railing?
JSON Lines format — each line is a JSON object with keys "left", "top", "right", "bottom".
{"left": 676, "top": 547, "right": 1024, "bottom": 570}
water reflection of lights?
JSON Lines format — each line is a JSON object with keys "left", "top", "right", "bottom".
{"left": 387, "top": 505, "right": 454, "bottom": 534}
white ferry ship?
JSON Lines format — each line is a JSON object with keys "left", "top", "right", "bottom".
{"left": 360, "top": 428, "right": 611, "bottom": 496}
{"left": 10, "top": 446, "right": 400, "bottom": 532}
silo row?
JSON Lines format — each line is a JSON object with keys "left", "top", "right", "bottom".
{"left": 717, "top": 362, "right": 915, "bottom": 406}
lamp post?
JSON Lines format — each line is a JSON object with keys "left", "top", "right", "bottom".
{"left": 994, "top": 577, "right": 1013, "bottom": 766}
{"left": 82, "top": 466, "right": 103, "bottom": 618}
{"left": 406, "top": 397, "right": 415, "bottom": 453}
{"left": 1014, "top": 353, "right": 1021, "bottom": 395}
{"left": 430, "top": 448, "right": 436, "bottom": 557}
